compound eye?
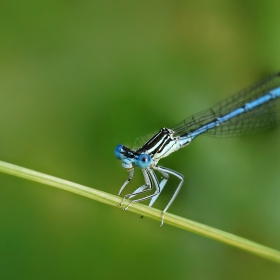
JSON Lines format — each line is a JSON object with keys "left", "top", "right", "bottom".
{"left": 114, "top": 144, "right": 124, "bottom": 160}
{"left": 135, "top": 154, "right": 152, "bottom": 169}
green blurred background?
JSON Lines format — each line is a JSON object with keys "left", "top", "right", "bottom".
{"left": 1, "top": 0, "right": 280, "bottom": 279}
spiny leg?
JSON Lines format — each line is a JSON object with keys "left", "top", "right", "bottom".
{"left": 123, "top": 169, "right": 160, "bottom": 210}
{"left": 148, "top": 168, "right": 169, "bottom": 207}
{"left": 127, "top": 169, "right": 152, "bottom": 200}
{"left": 118, "top": 168, "right": 134, "bottom": 196}
{"left": 126, "top": 163, "right": 170, "bottom": 201}
{"left": 120, "top": 169, "right": 153, "bottom": 208}
{"left": 156, "top": 166, "right": 184, "bottom": 226}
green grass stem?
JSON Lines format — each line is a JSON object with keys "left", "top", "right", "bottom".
{"left": 0, "top": 160, "right": 279, "bottom": 263}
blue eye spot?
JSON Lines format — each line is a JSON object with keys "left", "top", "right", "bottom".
{"left": 135, "top": 154, "right": 152, "bottom": 169}
{"left": 114, "top": 144, "right": 124, "bottom": 160}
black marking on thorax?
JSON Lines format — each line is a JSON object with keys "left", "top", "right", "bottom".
{"left": 136, "top": 128, "right": 172, "bottom": 157}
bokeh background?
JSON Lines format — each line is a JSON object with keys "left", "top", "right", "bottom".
{"left": 1, "top": 1, "right": 280, "bottom": 279}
